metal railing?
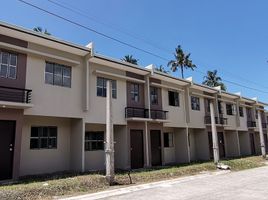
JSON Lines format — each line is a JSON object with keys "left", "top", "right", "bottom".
{"left": 204, "top": 116, "right": 228, "bottom": 125}
{"left": 0, "top": 86, "right": 32, "bottom": 103}
{"left": 125, "top": 107, "right": 168, "bottom": 120}
{"left": 247, "top": 121, "right": 256, "bottom": 128}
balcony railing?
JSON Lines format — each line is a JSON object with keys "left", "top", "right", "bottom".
{"left": 204, "top": 116, "right": 228, "bottom": 125}
{"left": 0, "top": 86, "right": 32, "bottom": 103}
{"left": 125, "top": 107, "right": 168, "bottom": 120}
{"left": 247, "top": 121, "right": 256, "bottom": 128}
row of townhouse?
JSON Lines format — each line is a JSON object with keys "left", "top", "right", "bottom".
{"left": 0, "top": 21, "right": 268, "bottom": 181}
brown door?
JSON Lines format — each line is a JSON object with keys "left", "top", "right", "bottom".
{"left": 130, "top": 130, "right": 144, "bottom": 169}
{"left": 150, "top": 130, "right": 162, "bottom": 166}
{"left": 208, "top": 132, "right": 225, "bottom": 159}
{"left": 264, "top": 134, "right": 268, "bottom": 153}
{"left": 0, "top": 120, "right": 16, "bottom": 180}
{"left": 250, "top": 133, "right": 256, "bottom": 155}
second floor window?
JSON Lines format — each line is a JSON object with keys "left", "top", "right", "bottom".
{"left": 226, "top": 104, "right": 236, "bottom": 115}
{"left": 150, "top": 87, "right": 158, "bottom": 105}
{"left": 97, "top": 77, "right": 117, "bottom": 98}
{"left": 191, "top": 96, "right": 200, "bottom": 111}
{"left": 0, "top": 52, "right": 17, "bottom": 79}
{"left": 130, "top": 83, "right": 139, "bottom": 102}
{"left": 45, "top": 62, "right": 71, "bottom": 88}
{"left": 239, "top": 107, "right": 244, "bottom": 117}
{"left": 168, "top": 91, "right": 179, "bottom": 106}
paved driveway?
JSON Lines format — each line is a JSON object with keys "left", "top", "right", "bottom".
{"left": 63, "top": 166, "right": 268, "bottom": 200}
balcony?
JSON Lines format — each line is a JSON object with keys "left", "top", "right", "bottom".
{"left": 247, "top": 121, "right": 256, "bottom": 128}
{"left": 204, "top": 116, "right": 228, "bottom": 125}
{"left": 0, "top": 86, "right": 32, "bottom": 104}
{"left": 125, "top": 107, "right": 168, "bottom": 120}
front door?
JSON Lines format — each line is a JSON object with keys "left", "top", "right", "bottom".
{"left": 130, "top": 130, "right": 144, "bottom": 169}
{"left": 250, "top": 133, "right": 256, "bottom": 155}
{"left": 264, "top": 134, "right": 268, "bottom": 153}
{"left": 150, "top": 130, "right": 162, "bottom": 166}
{"left": 0, "top": 120, "right": 16, "bottom": 180}
{"left": 208, "top": 132, "right": 225, "bottom": 159}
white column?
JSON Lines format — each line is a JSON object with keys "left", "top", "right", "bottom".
{"left": 146, "top": 76, "right": 151, "bottom": 118}
{"left": 105, "top": 80, "right": 115, "bottom": 184}
{"left": 257, "top": 110, "right": 266, "bottom": 158}
{"left": 145, "top": 121, "right": 150, "bottom": 167}
{"left": 210, "top": 101, "right": 219, "bottom": 163}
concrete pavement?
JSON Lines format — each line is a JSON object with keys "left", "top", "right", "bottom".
{"left": 61, "top": 166, "right": 268, "bottom": 200}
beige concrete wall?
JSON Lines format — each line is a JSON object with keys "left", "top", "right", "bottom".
{"left": 114, "top": 125, "right": 128, "bottom": 169}
{"left": 20, "top": 116, "right": 71, "bottom": 176}
{"left": 84, "top": 124, "right": 105, "bottom": 171}
{"left": 24, "top": 55, "right": 84, "bottom": 118}
{"left": 224, "top": 130, "right": 240, "bottom": 158}
{"left": 163, "top": 127, "right": 176, "bottom": 164}
{"left": 86, "top": 63, "right": 127, "bottom": 125}
{"left": 188, "top": 90, "right": 206, "bottom": 129}
{"left": 174, "top": 128, "right": 189, "bottom": 163}
{"left": 238, "top": 131, "right": 251, "bottom": 156}
{"left": 70, "top": 118, "right": 84, "bottom": 171}
{"left": 161, "top": 82, "right": 186, "bottom": 128}
{"left": 238, "top": 106, "right": 248, "bottom": 131}
{"left": 189, "top": 129, "right": 196, "bottom": 161}
{"left": 194, "top": 129, "right": 210, "bottom": 160}
{"left": 222, "top": 102, "right": 237, "bottom": 130}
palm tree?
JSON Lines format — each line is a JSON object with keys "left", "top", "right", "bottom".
{"left": 168, "top": 45, "right": 196, "bottom": 79}
{"left": 122, "top": 55, "right": 138, "bottom": 65}
{"left": 33, "top": 26, "right": 51, "bottom": 35}
{"left": 202, "top": 70, "right": 226, "bottom": 91}
{"left": 155, "top": 65, "right": 169, "bottom": 73}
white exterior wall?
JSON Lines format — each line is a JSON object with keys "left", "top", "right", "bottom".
{"left": 238, "top": 106, "right": 248, "bottom": 131}
{"left": 85, "top": 64, "right": 127, "bottom": 125}
{"left": 163, "top": 127, "right": 176, "bottom": 164}
{"left": 174, "top": 128, "right": 189, "bottom": 163}
{"left": 20, "top": 116, "right": 71, "bottom": 176}
{"left": 222, "top": 102, "right": 237, "bottom": 130}
{"left": 114, "top": 125, "right": 128, "bottom": 169}
{"left": 224, "top": 131, "right": 240, "bottom": 157}
{"left": 24, "top": 54, "right": 85, "bottom": 118}
{"left": 238, "top": 131, "right": 251, "bottom": 156}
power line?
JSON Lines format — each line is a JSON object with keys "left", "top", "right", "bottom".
{"left": 47, "top": 0, "right": 172, "bottom": 55}
{"left": 17, "top": 0, "right": 169, "bottom": 61}
{"left": 17, "top": 0, "right": 268, "bottom": 95}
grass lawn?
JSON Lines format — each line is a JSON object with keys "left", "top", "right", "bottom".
{"left": 0, "top": 156, "right": 265, "bottom": 200}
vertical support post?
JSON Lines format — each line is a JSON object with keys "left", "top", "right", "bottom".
{"left": 145, "top": 121, "right": 150, "bottom": 167}
{"left": 105, "top": 80, "right": 115, "bottom": 184}
{"left": 210, "top": 101, "right": 219, "bottom": 164}
{"left": 257, "top": 110, "right": 266, "bottom": 158}
{"left": 146, "top": 75, "right": 151, "bottom": 119}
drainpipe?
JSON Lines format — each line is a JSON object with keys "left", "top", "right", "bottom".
{"left": 257, "top": 109, "right": 266, "bottom": 158}
{"left": 210, "top": 100, "right": 219, "bottom": 164}
{"left": 105, "top": 80, "right": 115, "bottom": 185}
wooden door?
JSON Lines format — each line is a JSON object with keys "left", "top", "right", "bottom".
{"left": 150, "top": 130, "right": 162, "bottom": 166}
{"left": 130, "top": 130, "right": 144, "bottom": 169}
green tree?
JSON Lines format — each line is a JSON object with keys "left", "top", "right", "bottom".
{"left": 122, "top": 55, "right": 138, "bottom": 65}
{"left": 33, "top": 26, "right": 51, "bottom": 35}
{"left": 168, "top": 45, "right": 196, "bottom": 79}
{"left": 202, "top": 70, "right": 226, "bottom": 91}
{"left": 155, "top": 65, "right": 169, "bottom": 73}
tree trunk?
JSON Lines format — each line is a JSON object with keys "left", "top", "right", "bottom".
{"left": 181, "top": 67, "right": 184, "bottom": 79}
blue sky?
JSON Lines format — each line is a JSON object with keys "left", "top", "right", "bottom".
{"left": 1, "top": 0, "right": 268, "bottom": 102}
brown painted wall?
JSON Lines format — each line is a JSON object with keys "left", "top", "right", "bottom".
{"left": 0, "top": 49, "right": 27, "bottom": 89}
{"left": 126, "top": 81, "right": 145, "bottom": 108}
{"left": 0, "top": 108, "right": 23, "bottom": 179}
{"left": 0, "top": 34, "right": 28, "bottom": 48}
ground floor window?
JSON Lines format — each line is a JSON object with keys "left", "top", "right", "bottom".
{"left": 85, "top": 131, "right": 104, "bottom": 151}
{"left": 164, "top": 132, "right": 174, "bottom": 147}
{"left": 30, "top": 127, "right": 57, "bottom": 149}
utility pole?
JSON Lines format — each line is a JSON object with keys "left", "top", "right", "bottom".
{"left": 257, "top": 109, "right": 266, "bottom": 158}
{"left": 210, "top": 100, "right": 219, "bottom": 164}
{"left": 105, "top": 80, "right": 115, "bottom": 185}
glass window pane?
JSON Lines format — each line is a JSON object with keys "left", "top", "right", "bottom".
{"left": 1, "top": 52, "right": 9, "bottom": 64}
{"left": 97, "top": 77, "right": 103, "bottom": 87}
{"left": 63, "top": 77, "right": 71, "bottom": 87}
{"left": 40, "top": 138, "right": 48, "bottom": 148}
{"left": 10, "top": 54, "right": 17, "bottom": 66}
{"left": 0, "top": 64, "right": 8, "bottom": 77}
{"left": 9, "top": 66, "right": 16, "bottom": 79}
{"left": 54, "top": 74, "right": 62, "bottom": 86}
{"left": 45, "top": 73, "right": 53, "bottom": 84}
{"left": 54, "top": 65, "right": 62, "bottom": 75}
{"left": 49, "top": 127, "right": 57, "bottom": 137}
{"left": 31, "top": 127, "right": 39, "bottom": 137}
{"left": 97, "top": 87, "right": 103, "bottom": 97}
{"left": 45, "top": 62, "right": 54, "bottom": 73}
{"left": 63, "top": 67, "right": 71, "bottom": 77}
{"left": 30, "top": 138, "right": 39, "bottom": 149}
{"left": 112, "top": 89, "right": 116, "bottom": 98}
{"left": 48, "top": 138, "right": 57, "bottom": 148}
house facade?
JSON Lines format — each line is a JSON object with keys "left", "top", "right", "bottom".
{"left": 0, "top": 22, "right": 267, "bottom": 181}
